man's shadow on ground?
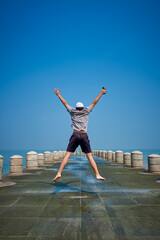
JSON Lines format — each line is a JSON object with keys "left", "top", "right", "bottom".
{"left": 52, "top": 181, "right": 99, "bottom": 195}
{"left": 36, "top": 180, "right": 99, "bottom": 195}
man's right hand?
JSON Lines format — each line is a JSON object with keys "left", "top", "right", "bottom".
{"left": 101, "top": 87, "right": 107, "bottom": 95}
{"left": 54, "top": 88, "right": 61, "bottom": 96}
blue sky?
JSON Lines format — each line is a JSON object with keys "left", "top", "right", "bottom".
{"left": 0, "top": 0, "right": 160, "bottom": 150}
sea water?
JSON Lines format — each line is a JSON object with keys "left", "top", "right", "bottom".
{"left": 0, "top": 149, "right": 160, "bottom": 175}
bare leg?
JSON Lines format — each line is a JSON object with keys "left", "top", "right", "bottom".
{"left": 85, "top": 153, "right": 105, "bottom": 180}
{"left": 53, "top": 151, "right": 72, "bottom": 182}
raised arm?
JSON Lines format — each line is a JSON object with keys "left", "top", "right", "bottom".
{"left": 90, "top": 87, "right": 107, "bottom": 110}
{"left": 54, "top": 88, "right": 68, "bottom": 109}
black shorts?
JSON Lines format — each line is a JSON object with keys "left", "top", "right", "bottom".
{"left": 66, "top": 132, "right": 91, "bottom": 153}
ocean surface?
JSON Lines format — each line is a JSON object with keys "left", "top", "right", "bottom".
{"left": 0, "top": 149, "right": 160, "bottom": 175}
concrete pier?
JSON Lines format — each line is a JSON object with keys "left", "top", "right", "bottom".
{"left": 0, "top": 153, "right": 160, "bottom": 239}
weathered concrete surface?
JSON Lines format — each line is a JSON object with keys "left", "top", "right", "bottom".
{"left": 0, "top": 155, "right": 160, "bottom": 240}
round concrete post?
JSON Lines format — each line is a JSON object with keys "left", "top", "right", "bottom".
{"left": 115, "top": 150, "right": 123, "bottom": 164}
{"left": 52, "top": 151, "right": 57, "bottom": 162}
{"left": 26, "top": 151, "right": 38, "bottom": 169}
{"left": 51, "top": 152, "right": 54, "bottom": 162}
{"left": 124, "top": 152, "right": 131, "bottom": 166}
{"left": 107, "top": 151, "right": 113, "bottom": 161}
{"left": 37, "top": 153, "right": 44, "bottom": 167}
{"left": 0, "top": 155, "right": 3, "bottom": 180}
{"left": 105, "top": 151, "right": 108, "bottom": 159}
{"left": 131, "top": 151, "right": 143, "bottom": 168}
{"left": 54, "top": 151, "right": 63, "bottom": 161}
{"left": 148, "top": 154, "right": 160, "bottom": 174}
{"left": 10, "top": 155, "right": 23, "bottom": 175}
{"left": 102, "top": 151, "right": 106, "bottom": 159}
{"left": 112, "top": 152, "right": 115, "bottom": 162}
{"left": 62, "top": 151, "right": 66, "bottom": 157}
{"left": 44, "top": 151, "right": 52, "bottom": 164}
{"left": 59, "top": 151, "right": 64, "bottom": 158}
{"left": 101, "top": 151, "right": 104, "bottom": 158}
{"left": 103, "top": 151, "right": 107, "bottom": 159}
{"left": 99, "top": 151, "right": 102, "bottom": 158}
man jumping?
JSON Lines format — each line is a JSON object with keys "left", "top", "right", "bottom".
{"left": 53, "top": 87, "right": 107, "bottom": 182}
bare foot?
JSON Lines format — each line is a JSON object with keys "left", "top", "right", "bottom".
{"left": 53, "top": 173, "right": 61, "bottom": 182}
{"left": 96, "top": 175, "right": 105, "bottom": 181}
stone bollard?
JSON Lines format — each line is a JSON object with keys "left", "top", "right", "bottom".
{"left": 99, "top": 151, "right": 102, "bottom": 158}
{"left": 52, "top": 151, "right": 58, "bottom": 162}
{"left": 112, "top": 152, "right": 115, "bottom": 162}
{"left": 59, "top": 151, "right": 65, "bottom": 158}
{"left": 44, "top": 151, "right": 52, "bottom": 164}
{"left": 115, "top": 150, "right": 123, "bottom": 164}
{"left": 131, "top": 151, "right": 143, "bottom": 168}
{"left": 102, "top": 151, "right": 106, "bottom": 159}
{"left": 37, "top": 153, "right": 44, "bottom": 167}
{"left": 53, "top": 151, "right": 63, "bottom": 161}
{"left": 62, "top": 151, "right": 66, "bottom": 157}
{"left": 107, "top": 150, "right": 113, "bottom": 161}
{"left": 148, "top": 154, "right": 160, "bottom": 174}
{"left": 26, "top": 151, "right": 38, "bottom": 169}
{"left": 101, "top": 151, "right": 104, "bottom": 158}
{"left": 10, "top": 155, "right": 23, "bottom": 175}
{"left": 124, "top": 152, "right": 131, "bottom": 166}
{"left": 98, "top": 151, "right": 100, "bottom": 157}
{"left": 77, "top": 150, "right": 80, "bottom": 155}
{"left": 0, "top": 155, "right": 3, "bottom": 180}
{"left": 105, "top": 151, "right": 108, "bottom": 159}
{"left": 51, "top": 152, "right": 54, "bottom": 161}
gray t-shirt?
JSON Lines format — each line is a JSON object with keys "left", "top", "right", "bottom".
{"left": 67, "top": 105, "right": 92, "bottom": 132}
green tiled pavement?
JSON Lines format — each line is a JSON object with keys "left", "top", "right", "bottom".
{"left": 0, "top": 155, "right": 160, "bottom": 240}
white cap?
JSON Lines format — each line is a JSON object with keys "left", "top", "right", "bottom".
{"left": 76, "top": 102, "right": 84, "bottom": 108}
